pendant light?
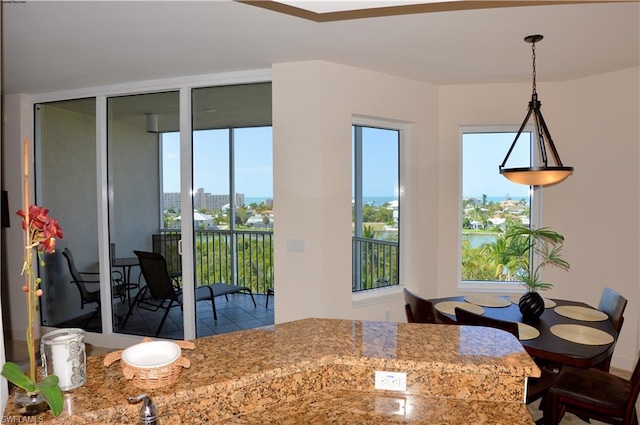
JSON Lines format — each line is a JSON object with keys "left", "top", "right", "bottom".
{"left": 499, "top": 34, "right": 574, "bottom": 186}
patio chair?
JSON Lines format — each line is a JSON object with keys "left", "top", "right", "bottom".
{"left": 125, "top": 251, "right": 257, "bottom": 336}
{"left": 62, "top": 247, "right": 123, "bottom": 321}
{"left": 121, "top": 250, "right": 190, "bottom": 336}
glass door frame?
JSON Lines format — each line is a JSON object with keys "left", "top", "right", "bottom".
{"left": 33, "top": 70, "right": 271, "bottom": 342}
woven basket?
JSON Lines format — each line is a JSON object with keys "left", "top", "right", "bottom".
{"left": 104, "top": 337, "right": 195, "bottom": 389}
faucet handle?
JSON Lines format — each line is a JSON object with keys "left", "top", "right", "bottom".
{"left": 128, "top": 394, "right": 158, "bottom": 425}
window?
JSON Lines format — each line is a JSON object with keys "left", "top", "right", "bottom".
{"left": 352, "top": 124, "right": 400, "bottom": 292}
{"left": 461, "top": 129, "right": 539, "bottom": 286}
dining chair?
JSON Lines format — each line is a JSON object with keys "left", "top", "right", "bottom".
{"left": 598, "top": 287, "right": 628, "bottom": 331}
{"left": 596, "top": 287, "right": 628, "bottom": 371}
{"left": 543, "top": 351, "right": 640, "bottom": 425}
{"left": 403, "top": 288, "right": 438, "bottom": 324}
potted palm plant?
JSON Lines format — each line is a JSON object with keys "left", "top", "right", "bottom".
{"left": 506, "top": 225, "right": 570, "bottom": 319}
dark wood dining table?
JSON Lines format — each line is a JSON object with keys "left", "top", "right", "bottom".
{"left": 429, "top": 295, "right": 617, "bottom": 369}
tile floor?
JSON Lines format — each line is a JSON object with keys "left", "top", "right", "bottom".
{"left": 112, "top": 292, "right": 274, "bottom": 339}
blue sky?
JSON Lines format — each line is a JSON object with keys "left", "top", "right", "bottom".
{"left": 162, "top": 128, "right": 525, "bottom": 200}
{"left": 163, "top": 125, "right": 400, "bottom": 198}
{"left": 358, "top": 126, "right": 399, "bottom": 198}
{"left": 462, "top": 131, "right": 531, "bottom": 200}
{"left": 162, "top": 127, "right": 274, "bottom": 197}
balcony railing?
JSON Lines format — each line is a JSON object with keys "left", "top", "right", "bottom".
{"left": 153, "top": 230, "right": 273, "bottom": 295}
{"left": 153, "top": 231, "right": 397, "bottom": 295}
{"left": 352, "top": 236, "right": 399, "bottom": 292}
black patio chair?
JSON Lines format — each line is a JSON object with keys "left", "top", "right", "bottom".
{"left": 123, "top": 251, "right": 257, "bottom": 336}
{"left": 62, "top": 248, "right": 102, "bottom": 322}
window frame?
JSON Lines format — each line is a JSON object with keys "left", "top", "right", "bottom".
{"left": 351, "top": 118, "right": 402, "bottom": 294}
{"left": 458, "top": 125, "right": 542, "bottom": 293}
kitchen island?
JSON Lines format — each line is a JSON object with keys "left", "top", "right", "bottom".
{"left": 4, "top": 318, "right": 540, "bottom": 424}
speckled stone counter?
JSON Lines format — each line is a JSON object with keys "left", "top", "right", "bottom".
{"left": 5, "top": 318, "right": 540, "bottom": 424}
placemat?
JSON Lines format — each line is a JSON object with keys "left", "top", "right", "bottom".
{"left": 516, "top": 323, "right": 540, "bottom": 341}
{"left": 550, "top": 324, "right": 614, "bottom": 346}
{"left": 554, "top": 305, "right": 609, "bottom": 322}
{"left": 464, "top": 294, "right": 511, "bottom": 308}
{"left": 434, "top": 301, "right": 485, "bottom": 316}
{"left": 508, "top": 295, "right": 556, "bottom": 308}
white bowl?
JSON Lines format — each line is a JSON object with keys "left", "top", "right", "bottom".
{"left": 122, "top": 341, "right": 181, "bottom": 368}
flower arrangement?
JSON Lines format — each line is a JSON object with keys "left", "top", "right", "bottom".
{"left": 1, "top": 140, "right": 64, "bottom": 416}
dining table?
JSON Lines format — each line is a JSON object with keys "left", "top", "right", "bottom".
{"left": 428, "top": 294, "right": 618, "bottom": 369}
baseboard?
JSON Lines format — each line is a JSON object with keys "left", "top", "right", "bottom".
{"left": 611, "top": 354, "right": 634, "bottom": 373}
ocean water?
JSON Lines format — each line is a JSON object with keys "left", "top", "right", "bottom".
{"left": 464, "top": 195, "right": 530, "bottom": 204}
{"left": 244, "top": 196, "right": 398, "bottom": 205}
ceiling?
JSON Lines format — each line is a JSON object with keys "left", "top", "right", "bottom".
{"left": 2, "top": 1, "right": 639, "bottom": 96}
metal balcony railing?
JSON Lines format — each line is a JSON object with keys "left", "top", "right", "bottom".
{"left": 153, "top": 231, "right": 397, "bottom": 295}
{"left": 153, "top": 230, "right": 274, "bottom": 295}
{"left": 352, "top": 236, "right": 399, "bottom": 292}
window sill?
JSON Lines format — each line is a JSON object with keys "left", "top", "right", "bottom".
{"left": 458, "top": 281, "right": 525, "bottom": 294}
{"left": 352, "top": 285, "right": 404, "bottom": 308}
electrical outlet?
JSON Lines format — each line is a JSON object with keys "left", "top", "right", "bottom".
{"left": 375, "top": 371, "right": 407, "bottom": 391}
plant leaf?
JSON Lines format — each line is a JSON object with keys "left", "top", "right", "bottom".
{"left": 1, "top": 362, "right": 36, "bottom": 391}
{"left": 36, "top": 375, "right": 63, "bottom": 417}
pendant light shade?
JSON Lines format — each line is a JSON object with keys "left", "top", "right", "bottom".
{"left": 499, "top": 34, "right": 573, "bottom": 186}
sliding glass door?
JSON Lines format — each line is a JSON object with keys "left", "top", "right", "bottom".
{"left": 36, "top": 98, "right": 100, "bottom": 331}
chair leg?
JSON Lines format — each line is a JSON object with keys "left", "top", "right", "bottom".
{"left": 155, "top": 300, "right": 175, "bottom": 337}
{"left": 211, "top": 297, "right": 218, "bottom": 321}
{"left": 121, "top": 288, "right": 146, "bottom": 329}
{"left": 245, "top": 289, "right": 257, "bottom": 308}
{"left": 266, "top": 289, "right": 273, "bottom": 308}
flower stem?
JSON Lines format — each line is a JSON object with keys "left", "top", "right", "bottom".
{"left": 23, "top": 139, "right": 36, "bottom": 384}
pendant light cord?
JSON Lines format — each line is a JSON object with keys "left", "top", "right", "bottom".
{"left": 531, "top": 40, "right": 537, "bottom": 96}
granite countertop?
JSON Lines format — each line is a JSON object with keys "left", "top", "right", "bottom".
{"left": 4, "top": 318, "right": 540, "bottom": 424}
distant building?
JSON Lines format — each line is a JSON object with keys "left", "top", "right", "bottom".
{"left": 163, "top": 188, "right": 245, "bottom": 211}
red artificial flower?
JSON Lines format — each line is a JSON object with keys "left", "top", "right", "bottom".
{"left": 17, "top": 206, "right": 63, "bottom": 254}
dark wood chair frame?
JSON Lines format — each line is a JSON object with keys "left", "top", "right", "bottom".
{"left": 544, "top": 352, "right": 640, "bottom": 425}
{"left": 403, "top": 288, "right": 439, "bottom": 324}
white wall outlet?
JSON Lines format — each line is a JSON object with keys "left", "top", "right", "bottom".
{"left": 374, "top": 371, "right": 407, "bottom": 391}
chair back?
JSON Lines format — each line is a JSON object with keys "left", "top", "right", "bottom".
{"left": 403, "top": 288, "right": 437, "bottom": 324}
{"left": 62, "top": 248, "right": 92, "bottom": 300}
{"left": 598, "top": 287, "right": 627, "bottom": 333}
{"left": 134, "top": 250, "right": 178, "bottom": 300}
{"left": 454, "top": 307, "right": 519, "bottom": 338}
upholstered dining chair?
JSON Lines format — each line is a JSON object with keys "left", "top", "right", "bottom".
{"left": 544, "top": 351, "right": 640, "bottom": 425}
{"left": 403, "top": 288, "right": 439, "bottom": 324}
{"left": 596, "top": 287, "right": 628, "bottom": 371}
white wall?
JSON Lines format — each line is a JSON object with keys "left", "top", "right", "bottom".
{"left": 2, "top": 63, "right": 638, "bottom": 371}
{"left": 272, "top": 61, "right": 438, "bottom": 324}
{"left": 3, "top": 94, "right": 36, "bottom": 341}
{"left": 438, "top": 68, "right": 640, "bottom": 370}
